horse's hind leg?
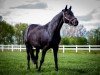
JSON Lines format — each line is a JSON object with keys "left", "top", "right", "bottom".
{"left": 25, "top": 43, "right": 30, "bottom": 70}
{"left": 38, "top": 47, "right": 48, "bottom": 71}
{"left": 36, "top": 48, "right": 40, "bottom": 69}
{"left": 30, "top": 48, "right": 36, "bottom": 64}
{"left": 26, "top": 43, "right": 36, "bottom": 69}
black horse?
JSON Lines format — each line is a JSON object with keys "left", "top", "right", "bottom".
{"left": 24, "top": 5, "right": 78, "bottom": 71}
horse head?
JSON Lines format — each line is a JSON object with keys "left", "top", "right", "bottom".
{"left": 62, "top": 5, "right": 78, "bottom": 26}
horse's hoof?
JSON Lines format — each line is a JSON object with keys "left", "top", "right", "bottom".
{"left": 55, "top": 68, "right": 58, "bottom": 71}
{"left": 27, "top": 67, "right": 30, "bottom": 70}
{"left": 38, "top": 68, "right": 41, "bottom": 72}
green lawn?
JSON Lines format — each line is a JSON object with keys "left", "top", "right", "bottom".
{"left": 0, "top": 50, "right": 100, "bottom": 75}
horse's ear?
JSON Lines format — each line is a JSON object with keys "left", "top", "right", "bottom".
{"left": 69, "top": 6, "right": 72, "bottom": 10}
{"left": 65, "top": 5, "right": 67, "bottom": 10}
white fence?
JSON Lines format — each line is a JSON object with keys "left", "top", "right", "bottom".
{"left": 0, "top": 45, "right": 100, "bottom": 53}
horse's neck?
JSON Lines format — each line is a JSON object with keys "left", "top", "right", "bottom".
{"left": 48, "top": 11, "right": 63, "bottom": 37}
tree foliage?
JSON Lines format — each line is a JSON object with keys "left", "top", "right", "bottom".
{"left": 60, "top": 37, "right": 87, "bottom": 45}
{"left": 60, "top": 37, "right": 69, "bottom": 45}
{"left": 87, "top": 27, "right": 100, "bottom": 45}
{"left": 0, "top": 21, "right": 14, "bottom": 44}
{"left": 14, "top": 23, "right": 28, "bottom": 44}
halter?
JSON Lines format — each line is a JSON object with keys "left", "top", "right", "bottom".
{"left": 62, "top": 12, "right": 76, "bottom": 24}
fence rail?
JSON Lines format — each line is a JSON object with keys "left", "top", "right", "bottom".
{"left": 0, "top": 45, "right": 100, "bottom": 53}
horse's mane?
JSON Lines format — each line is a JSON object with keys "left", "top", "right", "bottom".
{"left": 43, "top": 22, "right": 50, "bottom": 29}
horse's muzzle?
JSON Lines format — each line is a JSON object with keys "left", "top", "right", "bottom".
{"left": 72, "top": 18, "right": 78, "bottom": 26}
{"left": 74, "top": 20, "right": 78, "bottom": 26}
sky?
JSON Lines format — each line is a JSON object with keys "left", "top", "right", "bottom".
{"left": 0, "top": 0, "right": 100, "bottom": 31}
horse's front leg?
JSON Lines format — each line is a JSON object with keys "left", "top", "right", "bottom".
{"left": 36, "top": 48, "right": 39, "bottom": 69}
{"left": 53, "top": 46, "right": 58, "bottom": 71}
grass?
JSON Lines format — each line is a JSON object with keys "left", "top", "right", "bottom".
{"left": 0, "top": 50, "right": 100, "bottom": 75}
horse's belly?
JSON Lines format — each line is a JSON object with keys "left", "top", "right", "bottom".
{"left": 28, "top": 31, "right": 50, "bottom": 48}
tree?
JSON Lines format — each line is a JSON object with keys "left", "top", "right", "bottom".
{"left": 60, "top": 37, "right": 69, "bottom": 45}
{"left": 14, "top": 23, "right": 28, "bottom": 44}
{"left": 75, "top": 37, "right": 87, "bottom": 45}
{"left": 0, "top": 20, "right": 14, "bottom": 44}
{"left": 87, "top": 27, "right": 100, "bottom": 45}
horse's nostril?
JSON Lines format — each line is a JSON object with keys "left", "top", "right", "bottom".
{"left": 75, "top": 21, "right": 78, "bottom": 25}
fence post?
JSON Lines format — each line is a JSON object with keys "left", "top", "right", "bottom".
{"left": 76, "top": 45, "right": 77, "bottom": 52}
{"left": 2, "top": 45, "right": 3, "bottom": 52}
{"left": 89, "top": 45, "right": 90, "bottom": 52}
{"left": 63, "top": 45, "right": 65, "bottom": 53}
{"left": 12, "top": 45, "right": 13, "bottom": 52}
{"left": 20, "top": 45, "right": 21, "bottom": 52}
